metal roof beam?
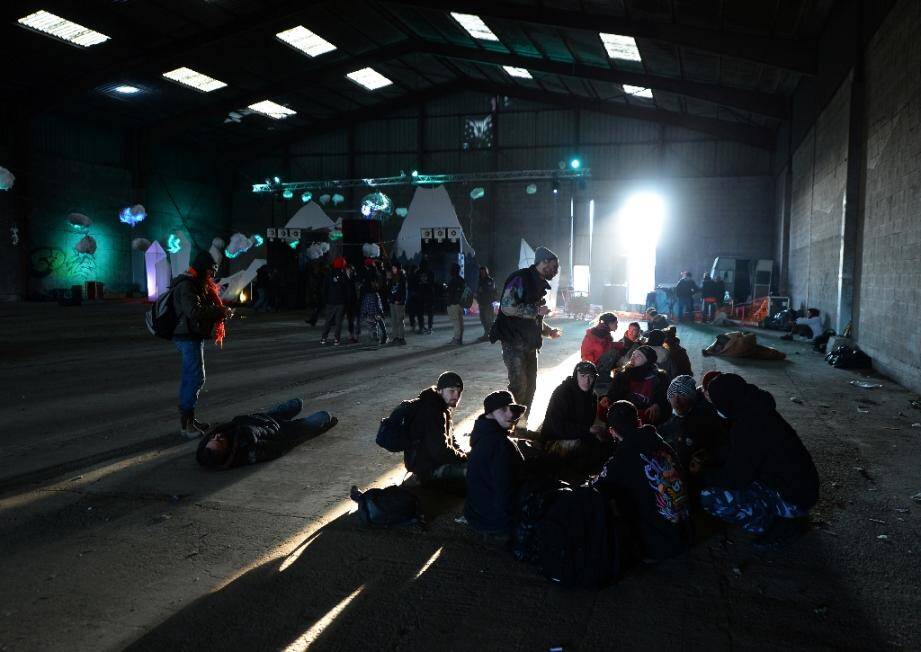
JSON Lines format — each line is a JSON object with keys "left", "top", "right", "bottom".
{"left": 460, "top": 78, "right": 775, "bottom": 149}
{"left": 417, "top": 41, "right": 787, "bottom": 119}
{"left": 388, "top": 0, "right": 817, "bottom": 75}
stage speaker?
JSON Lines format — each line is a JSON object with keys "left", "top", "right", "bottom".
{"left": 342, "top": 219, "right": 382, "bottom": 265}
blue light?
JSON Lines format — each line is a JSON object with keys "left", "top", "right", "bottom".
{"left": 224, "top": 248, "right": 241, "bottom": 259}
{"left": 301, "top": 191, "right": 312, "bottom": 203}
{"left": 119, "top": 205, "right": 146, "bottom": 226}
{"left": 252, "top": 234, "right": 264, "bottom": 247}
{"left": 167, "top": 234, "right": 182, "bottom": 254}
{"left": 569, "top": 158, "right": 581, "bottom": 169}
{"left": 289, "top": 239, "right": 299, "bottom": 250}
{"left": 282, "top": 189, "right": 294, "bottom": 200}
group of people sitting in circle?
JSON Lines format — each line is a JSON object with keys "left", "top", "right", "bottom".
{"left": 395, "top": 311, "right": 819, "bottom": 567}
{"left": 193, "top": 307, "right": 819, "bottom": 574}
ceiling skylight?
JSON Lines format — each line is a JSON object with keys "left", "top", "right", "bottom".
{"left": 247, "top": 100, "right": 297, "bottom": 120}
{"left": 346, "top": 67, "right": 393, "bottom": 90}
{"left": 450, "top": 12, "right": 499, "bottom": 41}
{"left": 17, "top": 10, "right": 110, "bottom": 48}
{"left": 623, "top": 85, "right": 653, "bottom": 99}
{"left": 162, "top": 67, "right": 227, "bottom": 93}
{"left": 502, "top": 66, "right": 532, "bottom": 79}
{"left": 276, "top": 25, "right": 336, "bottom": 57}
{"left": 114, "top": 85, "right": 141, "bottom": 95}
{"left": 600, "top": 33, "right": 642, "bottom": 61}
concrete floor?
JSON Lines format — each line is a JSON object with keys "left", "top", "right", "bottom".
{"left": 1, "top": 302, "right": 919, "bottom": 651}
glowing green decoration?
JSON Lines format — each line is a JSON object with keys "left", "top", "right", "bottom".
{"left": 470, "top": 187, "right": 485, "bottom": 200}
{"left": 396, "top": 207, "right": 408, "bottom": 217}
{"left": 360, "top": 192, "right": 392, "bottom": 219}
{"left": 329, "top": 229, "right": 343, "bottom": 241}
{"left": 526, "top": 184, "right": 537, "bottom": 195}
{"left": 289, "top": 239, "right": 299, "bottom": 249}
{"left": 167, "top": 234, "right": 182, "bottom": 254}
{"left": 253, "top": 234, "right": 264, "bottom": 247}
{"left": 332, "top": 193, "right": 345, "bottom": 205}
{"left": 224, "top": 248, "right": 241, "bottom": 259}
{"left": 301, "top": 191, "right": 312, "bottom": 203}
{"left": 282, "top": 188, "right": 294, "bottom": 200}
{"left": 569, "top": 158, "right": 581, "bottom": 169}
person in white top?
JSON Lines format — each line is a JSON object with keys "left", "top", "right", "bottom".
{"left": 793, "top": 308, "right": 823, "bottom": 340}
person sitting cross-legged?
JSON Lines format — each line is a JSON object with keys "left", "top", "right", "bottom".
{"left": 693, "top": 373, "right": 819, "bottom": 549}
{"left": 658, "top": 375, "right": 728, "bottom": 472}
{"left": 603, "top": 345, "right": 670, "bottom": 426}
{"left": 404, "top": 371, "right": 468, "bottom": 489}
{"left": 463, "top": 391, "right": 528, "bottom": 539}
{"left": 540, "top": 361, "right": 607, "bottom": 461}
{"left": 197, "top": 399, "right": 334, "bottom": 469}
{"left": 592, "top": 400, "right": 693, "bottom": 563}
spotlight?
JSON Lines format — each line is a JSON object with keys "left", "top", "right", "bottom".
{"left": 273, "top": 176, "right": 281, "bottom": 184}
{"left": 301, "top": 191, "right": 312, "bottom": 203}
{"left": 282, "top": 188, "right": 294, "bottom": 200}
{"left": 411, "top": 170, "right": 419, "bottom": 178}
{"left": 569, "top": 158, "right": 581, "bottom": 170}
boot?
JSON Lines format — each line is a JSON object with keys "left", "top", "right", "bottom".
{"left": 190, "top": 409, "right": 210, "bottom": 432}
{"left": 179, "top": 410, "right": 202, "bottom": 440}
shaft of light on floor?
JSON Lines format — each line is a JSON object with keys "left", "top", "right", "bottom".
{"left": 282, "top": 585, "right": 365, "bottom": 652}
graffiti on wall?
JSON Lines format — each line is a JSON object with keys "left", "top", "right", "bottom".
{"left": 29, "top": 246, "right": 97, "bottom": 281}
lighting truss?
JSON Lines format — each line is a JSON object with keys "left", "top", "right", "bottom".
{"left": 252, "top": 168, "right": 590, "bottom": 194}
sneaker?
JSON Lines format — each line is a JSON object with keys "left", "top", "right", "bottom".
{"left": 320, "top": 338, "right": 328, "bottom": 345}
{"left": 333, "top": 339, "right": 341, "bottom": 346}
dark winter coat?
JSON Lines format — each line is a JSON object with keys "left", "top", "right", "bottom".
{"left": 404, "top": 387, "right": 467, "bottom": 477}
{"left": 540, "top": 376, "right": 598, "bottom": 442}
{"left": 701, "top": 279, "right": 720, "bottom": 300}
{"left": 592, "top": 425, "right": 693, "bottom": 560}
{"left": 675, "top": 277, "right": 698, "bottom": 300}
{"left": 476, "top": 275, "right": 497, "bottom": 304}
{"left": 659, "top": 390, "right": 728, "bottom": 469}
{"left": 324, "top": 269, "right": 350, "bottom": 305}
{"left": 446, "top": 275, "right": 466, "bottom": 306}
{"left": 464, "top": 415, "right": 525, "bottom": 533}
{"left": 491, "top": 266, "right": 552, "bottom": 350}
{"left": 171, "top": 275, "right": 224, "bottom": 340}
{"left": 196, "top": 414, "right": 296, "bottom": 468}
{"left": 704, "top": 378, "right": 819, "bottom": 510}
{"left": 414, "top": 267, "right": 436, "bottom": 302}
{"left": 388, "top": 274, "right": 407, "bottom": 305}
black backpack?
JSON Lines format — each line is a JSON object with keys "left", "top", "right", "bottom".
{"left": 145, "top": 277, "right": 188, "bottom": 339}
{"left": 350, "top": 485, "right": 423, "bottom": 527}
{"left": 537, "top": 486, "right": 618, "bottom": 588}
{"left": 511, "top": 479, "right": 570, "bottom": 563}
{"left": 375, "top": 399, "right": 419, "bottom": 452}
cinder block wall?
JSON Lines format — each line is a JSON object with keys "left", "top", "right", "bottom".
{"left": 857, "top": 0, "right": 921, "bottom": 391}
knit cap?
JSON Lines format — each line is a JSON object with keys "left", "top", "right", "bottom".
{"left": 667, "top": 375, "right": 697, "bottom": 402}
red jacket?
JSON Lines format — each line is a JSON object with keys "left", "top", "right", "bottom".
{"left": 581, "top": 326, "right": 616, "bottom": 364}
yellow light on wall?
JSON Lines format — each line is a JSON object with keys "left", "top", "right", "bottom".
{"left": 239, "top": 291, "right": 248, "bottom": 302}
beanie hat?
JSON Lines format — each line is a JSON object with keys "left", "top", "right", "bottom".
{"left": 436, "top": 371, "right": 463, "bottom": 391}
{"left": 574, "top": 360, "right": 598, "bottom": 378}
{"left": 644, "top": 329, "right": 666, "bottom": 347}
{"left": 667, "top": 375, "right": 697, "bottom": 402}
{"left": 598, "top": 312, "right": 618, "bottom": 326}
{"left": 606, "top": 400, "right": 639, "bottom": 430}
{"left": 701, "top": 370, "right": 722, "bottom": 393}
{"left": 634, "top": 345, "right": 657, "bottom": 366}
{"left": 533, "top": 246, "right": 558, "bottom": 265}
{"left": 191, "top": 250, "right": 217, "bottom": 273}
{"left": 707, "top": 373, "right": 746, "bottom": 419}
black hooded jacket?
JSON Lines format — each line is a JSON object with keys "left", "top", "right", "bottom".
{"left": 659, "top": 389, "right": 728, "bottom": 469}
{"left": 540, "top": 374, "right": 598, "bottom": 441}
{"left": 464, "top": 415, "right": 525, "bottom": 533}
{"left": 197, "top": 414, "right": 288, "bottom": 468}
{"left": 404, "top": 387, "right": 467, "bottom": 477}
{"left": 704, "top": 375, "right": 819, "bottom": 510}
{"left": 592, "top": 424, "right": 693, "bottom": 560}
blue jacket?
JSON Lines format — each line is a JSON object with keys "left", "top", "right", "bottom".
{"left": 464, "top": 415, "right": 525, "bottom": 533}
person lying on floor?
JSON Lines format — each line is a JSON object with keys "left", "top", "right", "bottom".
{"left": 404, "top": 371, "right": 468, "bottom": 489}
{"left": 658, "top": 375, "right": 728, "bottom": 471}
{"left": 592, "top": 400, "right": 693, "bottom": 563}
{"left": 603, "top": 345, "right": 670, "bottom": 426}
{"left": 463, "top": 390, "right": 528, "bottom": 539}
{"left": 692, "top": 373, "right": 819, "bottom": 549}
{"left": 539, "top": 361, "right": 607, "bottom": 461}
{"left": 197, "top": 399, "right": 334, "bottom": 469}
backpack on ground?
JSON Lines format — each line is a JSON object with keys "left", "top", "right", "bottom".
{"left": 375, "top": 399, "right": 419, "bottom": 452}
{"left": 536, "top": 486, "right": 618, "bottom": 588}
{"left": 145, "top": 277, "right": 187, "bottom": 339}
{"left": 511, "top": 479, "right": 569, "bottom": 563}
{"left": 350, "top": 484, "right": 423, "bottom": 527}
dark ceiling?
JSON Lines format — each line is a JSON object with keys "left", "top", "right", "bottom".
{"left": 0, "top": 0, "right": 838, "bottom": 154}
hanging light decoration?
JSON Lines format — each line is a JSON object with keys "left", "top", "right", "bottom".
{"left": 470, "top": 187, "right": 485, "bottom": 200}
{"left": 119, "top": 204, "right": 147, "bottom": 226}
{"left": 359, "top": 191, "right": 393, "bottom": 219}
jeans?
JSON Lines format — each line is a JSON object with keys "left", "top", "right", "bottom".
{"left": 322, "top": 304, "right": 346, "bottom": 341}
{"left": 677, "top": 297, "right": 693, "bottom": 322}
{"left": 502, "top": 344, "right": 539, "bottom": 409}
{"left": 174, "top": 338, "right": 205, "bottom": 412}
{"left": 417, "top": 300, "right": 434, "bottom": 331}
{"left": 478, "top": 301, "right": 495, "bottom": 336}
{"left": 447, "top": 304, "right": 464, "bottom": 342}
{"left": 390, "top": 304, "right": 406, "bottom": 339}
{"left": 700, "top": 482, "right": 807, "bottom": 535}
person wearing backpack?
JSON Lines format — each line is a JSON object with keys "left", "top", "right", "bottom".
{"left": 404, "top": 371, "right": 468, "bottom": 488}
{"left": 592, "top": 400, "right": 693, "bottom": 563}
{"left": 172, "top": 250, "right": 233, "bottom": 440}
{"left": 446, "top": 263, "right": 466, "bottom": 346}
{"left": 463, "top": 390, "right": 527, "bottom": 538}
{"left": 197, "top": 398, "right": 334, "bottom": 469}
